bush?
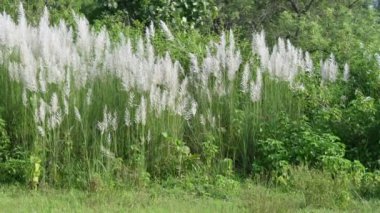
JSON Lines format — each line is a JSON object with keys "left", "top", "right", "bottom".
{"left": 0, "top": 159, "right": 31, "bottom": 183}
{"left": 0, "top": 117, "right": 32, "bottom": 184}
{"left": 94, "top": 0, "right": 218, "bottom": 31}
{"left": 0, "top": 118, "right": 11, "bottom": 162}
{"left": 288, "top": 166, "right": 352, "bottom": 209}
{"left": 252, "top": 116, "right": 346, "bottom": 178}
{"left": 359, "top": 171, "right": 380, "bottom": 199}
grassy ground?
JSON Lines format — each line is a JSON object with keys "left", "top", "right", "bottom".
{"left": 1, "top": 183, "right": 380, "bottom": 213}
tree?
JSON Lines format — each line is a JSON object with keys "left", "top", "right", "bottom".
{"left": 90, "top": 0, "right": 218, "bottom": 31}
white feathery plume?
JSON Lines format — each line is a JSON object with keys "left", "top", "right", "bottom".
{"left": 94, "top": 27, "right": 108, "bottom": 60}
{"left": 145, "top": 25, "right": 151, "bottom": 40}
{"left": 128, "top": 92, "right": 135, "bottom": 107}
{"left": 50, "top": 93, "right": 59, "bottom": 114}
{"left": 256, "top": 68, "right": 263, "bottom": 88}
{"left": 295, "top": 83, "right": 306, "bottom": 92}
{"left": 215, "top": 81, "right": 226, "bottom": 97}
{"left": 146, "top": 40, "right": 155, "bottom": 66}
{"left": 176, "top": 97, "right": 188, "bottom": 117}
{"left": 167, "top": 91, "right": 176, "bottom": 112}
{"left": 97, "top": 106, "right": 109, "bottom": 135}
{"left": 75, "top": 15, "right": 92, "bottom": 57}
{"left": 38, "top": 62, "right": 47, "bottom": 93}
{"left": 321, "top": 54, "right": 338, "bottom": 82}
{"left": 160, "top": 90, "right": 168, "bottom": 113}
{"left": 106, "top": 133, "right": 111, "bottom": 145}
{"left": 48, "top": 110, "right": 62, "bottom": 130}
{"left": 37, "top": 126, "right": 46, "bottom": 137}
{"left": 100, "top": 145, "right": 115, "bottom": 159}
{"left": 304, "top": 52, "right": 313, "bottom": 73}
{"left": 97, "top": 121, "right": 107, "bottom": 135}
{"left": 8, "top": 62, "right": 20, "bottom": 82}
{"left": 217, "top": 32, "right": 227, "bottom": 70}
{"left": 159, "top": 20, "right": 174, "bottom": 41}
{"left": 140, "top": 97, "right": 147, "bottom": 126}
{"left": 249, "top": 69, "right": 263, "bottom": 103}
{"left": 375, "top": 53, "right": 380, "bottom": 67}
{"left": 178, "top": 77, "right": 189, "bottom": 98}
{"left": 328, "top": 54, "right": 338, "bottom": 82}
{"left": 39, "top": 7, "right": 50, "bottom": 62}
{"left": 124, "top": 108, "right": 131, "bottom": 127}
{"left": 150, "top": 21, "right": 155, "bottom": 37}
{"left": 200, "top": 114, "right": 206, "bottom": 126}
{"left": 227, "top": 30, "right": 241, "bottom": 80}
{"left": 343, "top": 63, "right": 350, "bottom": 82}
{"left": 241, "top": 63, "right": 250, "bottom": 92}
{"left": 20, "top": 42, "right": 38, "bottom": 91}
{"left": 48, "top": 93, "right": 62, "bottom": 129}
{"left": 34, "top": 108, "right": 39, "bottom": 125}
{"left": 64, "top": 71, "right": 71, "bottom": 97}
{"left": 18, "top": 3, "right": 27, "bottom": 39}
{"left": 135, "top": 107, "right": 141, "bottom": 125}
{"left": 111, "top": 111, "right": 118, "bottom": 131}
{"left": 190, "top": 100, "right": 198, "bottom": 116}
{"left": 149, "top": 85, "right": 158, "bottom": 110}
{"left": 86, "top": 88, "right": 92, "bottom": 105}
{"left": 145, "top": 21, "right": 155, "bottom": 40}
{"left": 252, "top": 31, "right": 270, "bottom": 69}
{"left": 210, "top": 115, "right": 216, "bottom": 129}
{"left": 249, "top": 81, "right": 261, "bottom": 102}
{"left": 38, "top": 99, "right": 47, "bottom": 124}
{"left": 147, "top": 129, "right": 151, "bottom": 144}
{"left": 189, "top": 53, "right": 199, "bottom": 73}
{"left": 74, "top": 106, "right": 82, "bottom": 122}
{"left": 22, "top": 89, "right": 28, "bottom": 106}
{"left": 63, "top": 97, "right": 69, "bottom": 116}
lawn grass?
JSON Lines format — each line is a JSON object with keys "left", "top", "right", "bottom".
{"left": 1, "top": 183, "right": 379, "bottom": 213}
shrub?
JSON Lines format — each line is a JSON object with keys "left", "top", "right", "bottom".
{"left": 0, "top": 118, "right": 11, "bottom": 162}
{"left": 0, "top": 117, "right": 31, "bottom": 184}
{"left": 288, "top": 166, "right": 352, "bottom": 209}
{"left": 359, "top": 171, "right": 380, "bottom": 199}
{"left": 95, "top": 0, "right": 218, "bottom": 31}
{"left": 252, "top": 115, "right": 347, "bottom": 179}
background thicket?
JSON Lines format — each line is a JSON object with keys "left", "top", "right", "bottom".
{"left": 0, "top": 0, "right": 380, "bottom": 210}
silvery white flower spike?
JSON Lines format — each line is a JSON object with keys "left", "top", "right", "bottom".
{"left": 343, "top": 63, "right": 350, "bottom": 82}
{"left": 159, "top": 20, "right": 174, "bottom": 41}
{"left": 74, "top": 106, "right": 82, "bottom": 123}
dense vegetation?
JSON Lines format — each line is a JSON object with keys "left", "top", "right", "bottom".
{"left": 1, "top": 0, "right": 380, "bottom": 211}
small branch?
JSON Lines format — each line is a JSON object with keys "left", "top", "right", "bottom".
{"left": 304, "top": 0, "right": 316, "bottom": 13}
{"left": 348, "top": 0, "right": 361, "bottom": 8}
{"left": 289, "top": 0, "right": 301, "bottom": 14}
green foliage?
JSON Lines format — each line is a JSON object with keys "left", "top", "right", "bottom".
{"left": 0, "top": 116, "right": 31, "bottom": 184}
{"left": 252, "top": 138, "right": 289, "bottom": 177}
{"left": 0, "top": 0, "right": 93, "bottom": 25}
{"left": 201, "top": 135, "right": 218, "bottom": 169}
{"left": 94, "top": 0, "right": 218, "bottom": 31}
{"left": 0, "top": 118, "right": 11, "bottom": 162}
{"left": 150, "top": 132, "right": 197, "bottom": 178}
{"left": 0, "top": 159, "right": 31, "bottom": 184}
{"left": 29, "top": 156, "right": 41, "bottom": 189}
{"left": 308, "top": 88, "right": 380, "bottom": 168}
{"left": 360, "top": 171, "right": 380, "bottom": 198}
{"left": 288, "top": 166, "right": 352, "bottom": 209}
{"left": 253, "top": 115, "right": 346, "bottom": 178}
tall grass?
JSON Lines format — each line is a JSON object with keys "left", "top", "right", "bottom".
{"left": 0, "top": 4, "right": 346, "bottom": 185}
